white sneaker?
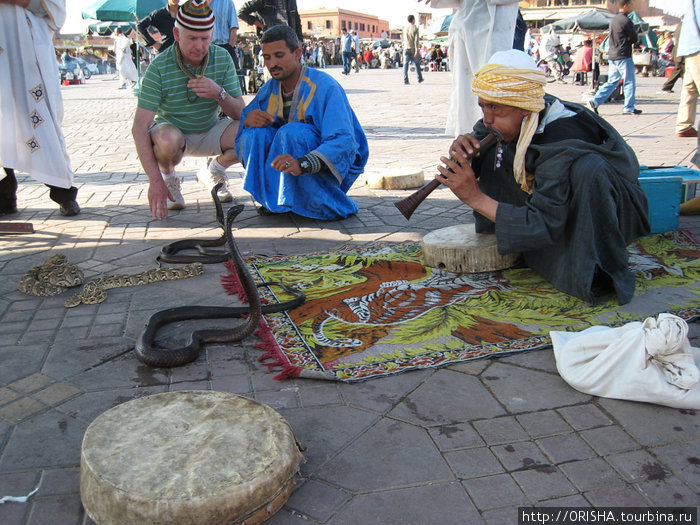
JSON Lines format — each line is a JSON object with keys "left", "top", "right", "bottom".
{"left": 163, "top": 175, "right": 185, "bottom": 210}
{"left": 197, "top": 164, "right": 233, "bottom": 203}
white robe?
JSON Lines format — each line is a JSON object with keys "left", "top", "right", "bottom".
{"left": 114, "top": 34, "right": 138, "bottom": 85}
{"left": 0, "top": 0, "right": 73, "bottom": 189}
{"left": 430, "top": 0, "right": 521, "bottom": 137}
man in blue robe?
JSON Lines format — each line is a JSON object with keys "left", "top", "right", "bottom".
{"left": 235, "top": 24, "right": 369, "bottom": 220}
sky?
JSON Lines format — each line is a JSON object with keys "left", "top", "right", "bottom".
{"left": 60, "top": 0, "right": 453, "bottom": 34}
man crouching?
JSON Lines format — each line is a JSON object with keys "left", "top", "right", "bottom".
{"left": 235, "top": 25, "right": 369, "bottom": 220}
{"left": 132, "top": 0, "right": 244, "bottom": 219}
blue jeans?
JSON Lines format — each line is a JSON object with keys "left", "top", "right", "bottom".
{"left": 342, "top": 51, "right": 353, "bottom": 74}
{"left": 592, "top": 58, "right": 636, "bottom": 112}
{"left": 403, "top": 50, "right": 423, "bottom": 83}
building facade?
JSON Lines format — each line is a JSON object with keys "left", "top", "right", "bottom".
{"left": 237, "top": 8, "right": 390, "bottom": 39}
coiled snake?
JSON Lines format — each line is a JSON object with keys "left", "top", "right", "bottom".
{"left": 156, "top": 184, "right": 229, "bottom": 264}
{"left": 135, "top": 204, "right": 305, "bottom": 367}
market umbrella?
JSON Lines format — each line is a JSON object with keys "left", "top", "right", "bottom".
{"left": 82, "top": 0, "right": 165, "bottom": 92}
{"left": 87, "top": 21, "right": 137, "bottom": 36}
{"left": 546, "top": 8, "right": 614, "bottom": 33}
{"left": 425, "top": 13, "right": 454, "bottom": 37}
{"left": 543, "top": 9, "right": 651, "bottom": 89}
{"left": 81, "top": 0, "right": 167, "bottom": 22}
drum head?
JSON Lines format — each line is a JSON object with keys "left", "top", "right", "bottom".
{"left": 422, "top": 224, "right": 520, "bottom": 273}
{"left": 80, "top": 391, "right": 303, "bottom": 525}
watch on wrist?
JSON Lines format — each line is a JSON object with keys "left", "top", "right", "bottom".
{"left": 218, "top": 87, "right": 227, "bottom": 101}
{"left": 298, "top": 158, "right": 311, "bottom": 173}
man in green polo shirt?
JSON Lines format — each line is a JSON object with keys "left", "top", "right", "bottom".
{"left": 132, "top": 0, "right": 244, "bottom": 219}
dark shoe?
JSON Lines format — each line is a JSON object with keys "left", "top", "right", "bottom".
{"left": 59, "top": 200, "right": 80, "bottom": 216}
{"left": 585, "top": 99, "right": 598, "bottom": 114}
{"left": 404, "top": 81, "right": 409, "bottom": 85}
{"left": 256, "top": 206, "right": 289, "bottom": 216}
{"left": 0, "top": 205, "right": 18, "bottom": 217}
{"left": 622, "top": 108, "right": 642, "bottom": 115}
{"left": 418, "top": 78, "right": 424, "bottom": 83}
{"left": 676, "top": 127, "right": 698, "bottom": 138}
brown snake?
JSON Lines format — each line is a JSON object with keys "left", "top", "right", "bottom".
{"left": 134, "top": 203, "right": 305, "bottom": 367}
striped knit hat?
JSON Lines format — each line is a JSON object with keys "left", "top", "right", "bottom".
{"left": 177, "top": 0, "right": 215, "bottom": 31}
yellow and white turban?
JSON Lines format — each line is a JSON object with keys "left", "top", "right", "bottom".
{"left": 471, "top": 50, "right": 547, "bottom": 193}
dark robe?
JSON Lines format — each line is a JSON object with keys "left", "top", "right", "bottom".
{"left": 471, "top": 95, "right": 650, "bottom": 304}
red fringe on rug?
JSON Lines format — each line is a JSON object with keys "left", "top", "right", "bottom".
{"left": 255, "top": 318, "right": 302, "bottom": 380}
{"left": 220, "top": 260, "right": 298, "bottom": 380}
{"left": 221, "top": 259, "right": 249, "bottom": 302}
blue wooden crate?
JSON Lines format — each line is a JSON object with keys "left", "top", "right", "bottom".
{"left": 639, "top": 165, "right": 700, "bottom": 201}
{"left": 637, "top": 175, "right": 682, "bottom": 234}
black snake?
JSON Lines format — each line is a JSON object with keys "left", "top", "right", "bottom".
{"left": 156, "top": 184, "right": 229, "bottom": 265}
{"left": 135, "top": 204, "right": 305, "bottom": 367}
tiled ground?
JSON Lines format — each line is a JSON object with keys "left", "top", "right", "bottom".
{"left": 0, "top": 67, "right": 698, "bottom": 524}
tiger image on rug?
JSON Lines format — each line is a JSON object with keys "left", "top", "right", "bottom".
{"left": 309, "top": 261, "right": 513, "bottom": 350}
{"left": 260, "top": 256, "right": 532, "bottom": 364}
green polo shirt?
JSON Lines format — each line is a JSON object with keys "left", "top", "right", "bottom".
{"left": 138, "top": 44, "right": 241, "bottom": 134}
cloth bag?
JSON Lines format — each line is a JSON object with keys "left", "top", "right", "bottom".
{"left": 551, "top": 313, "right": 700, "bottom": 409}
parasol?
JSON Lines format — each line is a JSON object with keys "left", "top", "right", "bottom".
{"left": 82, "top": 0, "right": 166, "bottom": 92}
{"left": 543, "top": 9, "right": 652, "bottom": 90}
{"left": 87, "top": 21, "right": 138, "bottom": 36}
{"left": 424, "top": 13, "right": 454, "bottom": 37}
{"left": 81, "top": 0, "right": 167, "bottom": 22}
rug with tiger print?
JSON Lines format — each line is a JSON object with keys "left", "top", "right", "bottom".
{"left": 223, "top": 232, "right": 700, "bottom": 382}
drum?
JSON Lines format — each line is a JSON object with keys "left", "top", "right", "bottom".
{"left": 80, "top": 391, "right": 303, "bottom": 525}
{"left": 422, "top": 224, "right": 520, "bottom": 273}
{"left": 364, "top": 167, "right": 425, "bottom": 190}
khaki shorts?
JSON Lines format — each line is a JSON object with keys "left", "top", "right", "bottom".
{"left": 150, "top": 117, "right": 235, "bottom": 157}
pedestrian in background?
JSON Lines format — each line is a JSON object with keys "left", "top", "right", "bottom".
{"left": 403, "top": 14, "right": 423, "bottom": 85}
{"left": 137, "top": 0, "right": 179, "bottom": 54}
{"left": 113, "top": 27, "right": 138, "bottom": 89}
{"left": 238, "top": 0, "right": 302, "bottom": 42}
{"left": 341, "top": 27, "right": 353, "bottom": 75}
{"left": 206, "top": 0, "right": 243, "bottom": 93}
{"left": 675, "top": 0, "right": 700, "bottom": 138}
{"left": 586, "top": 0, "right": 642, "bottom": 116}
{"left": 660, "top": 23, "right": 684, "bottom": 94}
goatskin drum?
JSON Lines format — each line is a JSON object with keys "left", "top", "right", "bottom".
{"left": 422, "top": 224, "right": 520, "bottom": 273}
{"left": 80, "top": 391, "right": 303, "bottom": 525}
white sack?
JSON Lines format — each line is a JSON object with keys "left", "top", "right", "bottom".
{"left": 551, "top": 313, "right": 700, "bottom": 409}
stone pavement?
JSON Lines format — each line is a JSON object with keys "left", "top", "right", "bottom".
{"left": 0, "top": 67, "right": 699, "bottom": 525}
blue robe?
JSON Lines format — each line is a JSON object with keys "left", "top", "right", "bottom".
{"left": 235, "top": 66, "right": 368, "bottom": 219}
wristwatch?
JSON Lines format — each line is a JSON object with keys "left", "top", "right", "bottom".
{"left": 218, "top": 87, "right": 227, "bottom": 101}
{"left": 298, "top": 158, "right": 312, "bottom": 173}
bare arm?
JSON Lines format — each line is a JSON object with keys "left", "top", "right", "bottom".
{"left": 0, "top": 0, "right": 31, "bottom": 6}
{"left": 228, "top": 27, "right": 238, "bottom": 48}
{"left": 131, "top": 107, "right": 171, "bottom": 219}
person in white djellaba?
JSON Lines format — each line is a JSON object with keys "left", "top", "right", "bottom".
{"left": 417, "top": 0, "right": 521, "bottom": 136}
{"left": 0, "top": 0, "right": 81, "bottom": 217}
{"left": 113, "top": 27, "right": 138, "bottom": 89}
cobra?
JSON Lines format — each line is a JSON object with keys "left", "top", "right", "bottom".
{"left": 135, "top": 204, "right": 305, "bottom": 367}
